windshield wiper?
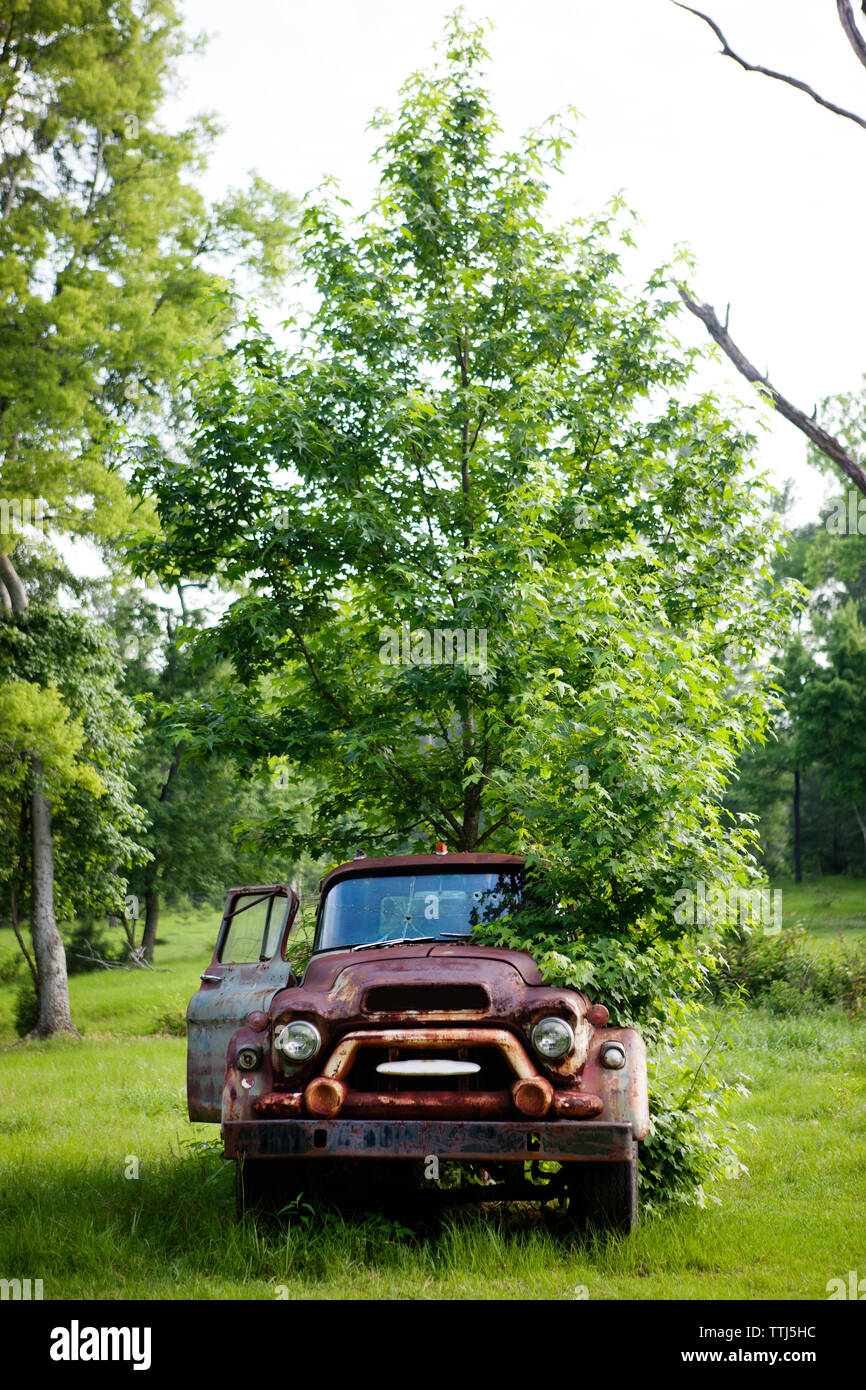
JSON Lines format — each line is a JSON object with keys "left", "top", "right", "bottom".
{"left": 350, "top": 935, "right": 437, "bottom": 952}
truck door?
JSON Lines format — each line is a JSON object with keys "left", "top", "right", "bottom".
{"left": 187, "top": 885, "right": 298, "bottom": 1121}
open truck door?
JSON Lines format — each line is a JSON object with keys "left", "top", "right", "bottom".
{"left": 187, "top": 885, "right": 299, "bottom": 1121}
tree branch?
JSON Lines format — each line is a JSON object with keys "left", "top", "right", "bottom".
{"left": 0, "top": 551, "right": 28, "bottom": 610}
{"left": 475, "top": 812, "right": 510, "bottom": 846}
{"left": 677, "top": 285, "right": 866, "bottom": 496}
{"left": 673, "top": 3, "right": 866, "bottom": 129}
{"left": 837, "top": 1, "right": 866, "bottom": 72}
{"left": 10, "top": 885, "right": 39, "bottom": 992}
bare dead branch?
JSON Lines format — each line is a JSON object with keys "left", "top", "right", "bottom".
{"left": 73, "top": 942, "right": 132, "bottom": 970}
{"left": 118, "top": 912, "right": 137, "bottom": 950}
{"left": 677, "top": 285, "right": 866, "bottom": 496}
{"left": 838, "top": 0, "right": 866, "bottom": 71}
{"left": 673, "top": 3, "right": 866, "bottom": 129}
{"left": 73, "top": 941, "right": 167, "bottom": 971}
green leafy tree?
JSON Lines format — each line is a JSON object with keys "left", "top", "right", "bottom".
{"left": 104, "top": 586, "right": 296, "bottom": 960}
{"left": 733, "top": 456, "right": 866, "bottom": 881}
{"left": 0, "top": 0, "right": 296, "bottom": 1031}
{"left": 0, "top": 608, "right": 146, "bottom": 1033}
{"left": 133, "top": 14, "right": 795, "bottom": 1198}
{"left": 0, "top": 680, "right": 101, "bottom": 1011}
{"left": 0, "top": 0, "right": 296, "bottom": 600}
{"left": 797, "top": 603, "right": 866, "bottom": 864}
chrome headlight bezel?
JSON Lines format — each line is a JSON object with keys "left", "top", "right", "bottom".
{"left": 236, "top": 1044, "right": 263, "bottom": 1072}
{"left": 599, "top": 1041, "right": 627, "bottom": 1070}
{"left": 276, "top": 1020, "right": 322, "bottom": 1065}
{"left": 530, "top": 1015, "right": 575, "bottom": 1061}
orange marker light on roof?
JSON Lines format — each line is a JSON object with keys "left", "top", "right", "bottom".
{"left": 435, "top": 841, "right": 447, "bottom": 855}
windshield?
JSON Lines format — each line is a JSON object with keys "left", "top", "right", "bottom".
{"left": 315, "top": 871, "right": 521, "bottom": 952}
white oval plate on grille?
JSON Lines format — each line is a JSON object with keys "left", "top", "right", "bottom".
{"left": 375, "top": 1059, "right": 481, "bottom": 1076}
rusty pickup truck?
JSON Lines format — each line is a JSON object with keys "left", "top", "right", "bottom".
{"left": 187, "top": 850, "right": 649, "bottom": 1231}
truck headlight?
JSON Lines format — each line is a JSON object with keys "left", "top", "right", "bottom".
{"left": 599, "top": 1041, "right": 627, "bottom": 1069}
{"left": 276, "top": 1021, "right": 322, "bottom": 1064}
{"left": 237, "top": 1045, "right": 263, "bottom": 1072}
{"left": 530, "top": 1016, "right": 575, "bottom": 1060}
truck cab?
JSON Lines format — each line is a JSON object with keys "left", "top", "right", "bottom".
{"left": 187, "top": 852, "right": 649, "bottom": 1231}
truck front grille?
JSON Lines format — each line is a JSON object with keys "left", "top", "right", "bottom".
{"left": 348, "top": 1045, "right": 512, "bottom": 1093}
{"left": 363, "top": 984, "right": 489, "bottom": 1014}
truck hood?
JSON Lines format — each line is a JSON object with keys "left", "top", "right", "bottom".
{"left": 267, "top": 942, "right": 594, "bottom": 1037}
{"left": 300, "top": 941, "right": 544, "bottom": 993}
{"left": 268, "top": 942, "right": 592, "bottom": 1082}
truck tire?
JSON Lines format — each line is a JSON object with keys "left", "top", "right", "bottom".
{"left": 567, "top": 1149, "right": 639, "bottom": 1234}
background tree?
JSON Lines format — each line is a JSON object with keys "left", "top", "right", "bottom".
{"left": 673, "top": 2, "right": 866, "bottom": 496}
{"left": 0, "top": 607, "right": 146, "bottom": 1034}
{"left": 725, "top": 456, "right": 866, "bottom": 882}
{"left": 798, "top": 603, "right": 866, "bottom": 861}
{"left": 133, "top": 13, "right": 796, "bottom": 1199}
{"left": 0, "top": 0, "right": 297, "bottom": 1033}
{"left": 103, "top": 586, "right": 297, "bottom": 961}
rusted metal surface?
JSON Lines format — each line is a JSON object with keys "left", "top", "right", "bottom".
{"left": 187, "top": 885, "right": 298, "bottom": 1121}
{"left": 267, "top": 956, "right": 593, "bottom": 1081}
{"left": 319, "top": 1026, "right": 538, "bottom": 1081}
{"left": 325, "top": 1090, "right": 515, "bottom": 1118}
{"left": 222, "top": 1030, "right": 277, "bottom": 1122}
{"left": 511, "top": 1076, "right": 554, "bottom": 1118}
{"left": 189, "top": 854, "right": 651, "bottom": 1192}
{"left": 253, "top": 1092, "right": 304, "bottom": 1117}
{"left": 305, "top": 1077, "right": 347, "bottom": 1117}
{"left": 581, "top": 1028, "right": 650, "bottom": 1139}
{"left": 223, "top": 1118, "right": 636, "bottom": 1163}
{"left": 552, "top": 1091, "right": 604, "bottom": 1118}
{"left": 293, "top": 1026, "right": 565, "bottom": 1120}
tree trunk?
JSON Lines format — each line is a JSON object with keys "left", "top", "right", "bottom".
{"left": 793, "top": 768, "right": 802, "bottom": 884}
{"left": 141, "top": 866, "right": 160, "bottom": 964}
{"left": 0, "top": 551, "right": 29, "bottom": 611}
{"left": 30, "top": 764, "right": 76, "bottom": 1036}
{"left": 853, "top": 804, "right": 866, "bottom": 865}
{"left": 0, "top": 555, "right": 74, "bottom": 1035}
{"left": 140, "top": 744, "right": 181, "bottom": 962}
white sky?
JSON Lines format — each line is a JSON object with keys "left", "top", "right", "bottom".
{"left": 159, "top": 0, "right": 866, "bottom": 528}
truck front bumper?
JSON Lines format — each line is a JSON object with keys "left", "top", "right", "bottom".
{"left": 223, "top": 1118, "right": 635, "bottom": 1163}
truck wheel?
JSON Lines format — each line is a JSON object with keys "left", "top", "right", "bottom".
{"left": 566, "top": 1150, "right": 639, "bottom": 1234}
{"left": 235, "top": 1158, "right": 313, "bottom": 1219}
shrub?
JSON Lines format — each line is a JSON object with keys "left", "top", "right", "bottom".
{"left": 762, "top": 978, "right": 809, "bottom": 1017}
{"left": 0, "top": 947, "right": 23, "bottom": 984}
{"left": 640, "top": 1010, "right": 751, "bottom": 1209}
{"left": 64, "top": 917, "right": 129, "bottom": 974}
{"left": 14, "top": 978, "right": 39, "bottom": 1036}
{"left": 712, "top": 927, "right": 866, "bottom": 1013}
{"left": 151, "top": 1008, "right": 187, "bottom": 1037}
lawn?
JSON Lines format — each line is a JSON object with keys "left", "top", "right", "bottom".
{"left": 0, "top": 891, "right": 864, "bottom": 1300}
{"left": 773, "top": 876, "right": 866, "bottom": 944}
{"left": 0, "top": 905, "right": 217, "bottom": 1046}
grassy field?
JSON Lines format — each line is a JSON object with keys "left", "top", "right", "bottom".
{"left": 0, "top": 889, "right": 864, "bottom": 1300}
{"left": 773, "top": 877, "right": 866, "bottom": 944}
{"left": 0, "top": 906, "right": 216, "bottom": 1046}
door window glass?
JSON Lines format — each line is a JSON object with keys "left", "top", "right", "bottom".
{"left": 220, "top": 893, "right": 284, "bottom": 963}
